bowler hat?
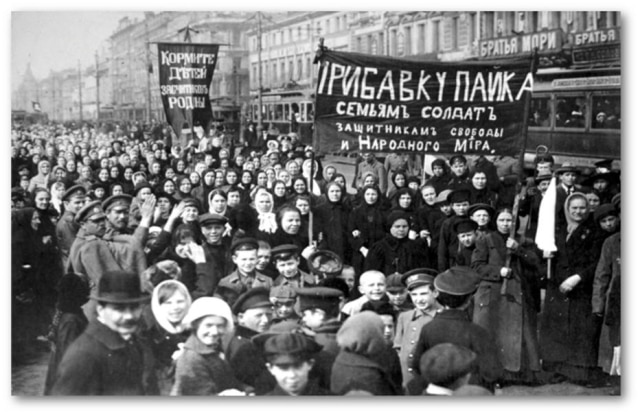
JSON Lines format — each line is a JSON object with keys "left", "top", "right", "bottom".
{"left": 102, "top": 194, "right": 133, "bottom": 211}
{"left": 198, "top": 212, "right": 228, "bottom": 227}
{"left": 419, "top": 343, "right": 477, "bottom": 384}
{"left": 467, "top": 203, "right": 495, "bottom": 220}
{"left": 447, "top": 189, "right": 471, "bottom": 204}
{"left": 62, "top": 184, "right": 87, "bottom": 201}
{"left": 453, "top": 218, "right": 479, "bottom": 234}
{"left": 91, "top": 270, "right": 150, "bottom": 304}
{"left": 555, "top": 162, "right": 581, "bottom": 176}
{"left": 307, "top": 250, "right": 343, "bottom": 278}
{"left": 401, "top": 268, "right": 439, "bottom": 291}
{"left": 232, "top": 286, "right": 272, "bottom": 315}
{"left": 75, "top": 200, "right": 106, "bottom": 223}
{"left": 434, "top": 266, "right": 481, "bottom": 296}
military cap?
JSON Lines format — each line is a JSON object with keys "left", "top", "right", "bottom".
{"left": 230, "top": 237, "right": 259, "bottom": 254}
{"left": 401, "top": 268, "right": 439, "bottom": 291}
{"left": 75, "top": 200, "right": 106, "bottom": 223}
{"left": 62, "top": 184, "right": 88, "bottom": 201}
{"left": 594, "top": 158, "right": 614, "bottom": 171}
{"left": 271, "top": 244, "right": 300, "bottom": 261}
{"left": 555, "top": 162, "right": 581, "bottom": 176}
{"left": 231, "top": 286, "right": 272, "bottom": 315}
{"left": 181, "top": 197, "right": 201, "bottom": 212}
{"left": 582, "top": 171, "right": 619, "bottom": 188}
{"left": 533, "top": 173, "right": 553, "bottom": 185}
{"left": 434, "top": 189, "right": 452, "bottom": 205}
{"left": 134, "top": 181, "right": 153, "bottom": 195}
{"left": 434, "top": 266, "right": 481, "bottom": 296}
{"left": 419, "top": 343, "right": 477, "bottom": 385}
{"left": 198, "top": 212, "right": 228, "bottom": 227}
{"left": 269, "top": 285, "right": 297, "bottom": 303}
{"left": 307, "top": 250, "right": 343, "bottom": 278}
{"left": 594, "top": 203, "right": 617, "bottom": 224}
{"left": 467, "top": 203, "right": 495, "bottom": 220}
{"left": 318, "top": 277, "right": 350, "bottom": 299}
{"left": 449, "top": 154, "right": 467, "bottom": 166}
{"left": 453, "top": 218, "right": 479, "bottom": 235}
{"left": 447, "top": 188, "right": 471, "bottom": 204}
{"left": 295, "top": 286, "right": 343, "bottom": 315}
{"left": 385, "top": 272, "right": 406, "bottom": 293}
{"left": 102, "top": 194, "right": 133, "bottom": 211}
{"left": 259, "top": 332, "right": 322, "bottom": 365}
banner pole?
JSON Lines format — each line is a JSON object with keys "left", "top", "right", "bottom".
{"left": 308, "top": 37, "right": 324, "bottom": 247}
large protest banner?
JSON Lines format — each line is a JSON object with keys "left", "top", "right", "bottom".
{"left": 314, "top": 49, "right": 534, "bottom": 155}
{"left": 157, "top": 43, "right": 220, "bottom": 144}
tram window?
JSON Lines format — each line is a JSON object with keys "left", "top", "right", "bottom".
{"left": 555, "top": 96, "right": 586, "bottom": 129}
{"left": 283, "top": 104, "right": 290, "bottom": 122}
{"left": 592, "top": 95, "right": 621, "bottom": 130}
{"left": 528, "top": 97, "right": 551, "bottom": 127}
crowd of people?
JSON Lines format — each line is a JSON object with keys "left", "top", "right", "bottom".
{"left": 11, "top": 119, "right": 621, "bottom": 396}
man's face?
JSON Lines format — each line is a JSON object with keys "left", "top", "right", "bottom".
{"left": 339, "top": 270, "right": 355, "bottom": 290}
{"left": 256, "top": 248, "right": 271, "bottom": 270}
{"left": 272, "top": 299, "right": 296, "bottom": 319}
{"left": 267, "top": 360, "right": 313, "bottom": 396}
{"left": 96, "top": 302, "right": 143, "bottom": 340}
{"left": 599, "top": 215, "right": 619, "bottom": 233}
{"left": 537, "top": 180, "right": 551, "bottom": 193}
{"left": 457, "top": 230, "right": 477, "bottom": 248}
{"left": 363, "top": 153, "right": 374, "bottom": 163}
{"left": 536, "top": 162, "right": 553, "bottom": 176}
{"left": 238, "top": 306, "right": 272, "bottom": 333}
{"left": 452, "top": 201, "right": 470, "bottom": 217}
{"left": 106, "top": 205, "right": 129, "bottom": 230}
{"left": 451, "top": 162, "right": 466, "bottom": 176}
{"left": 379, "top": 315, "right": 395, "bottom": 344}
{"left": 409, "top": 285, "right": 438, "bottom": 311}
{"left": 387, "top": 289, "right": 408, "bottom": 307}
{"left": 560, "top": 172, "right": 577, "bottom": 187}
{"left": 276, "top": 258, "right": 300, "bottom": 278}
{"left": 232, "top": 249, "right": 258, "bottom": 274}
{"left": 593, "top": 179, "right": 608, "bottom": 192}
{"left": 470, "top": 210, "right": 490, "bottom": 228}
{"left": 201, "top": 223, "right": 225, "bottom": 244}
{"left": 182, "top": 206, "right": 199, "bottom": 222}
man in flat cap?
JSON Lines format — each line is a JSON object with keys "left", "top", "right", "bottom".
{"left": 220, "top": 237, "right": 273, "bottom": 295}
{"left": 448, "top": 218, "right": 479, "bottom": 268}
{"left": 50, "top": 270, "right": 157, "bottom": 395}
{"left": 410, "top": 266, "right": 501, "bottom": 394}
{"left": 255, "top": 332, "right": 329, "bottom": 395}
{"left": 55, "top": 184, "right": 87, "bottom": 268}
{"left": 69, "top": 201, "right": 148, "bottom": 320}
{"left": 272, "top": 244, "right": 315, "bottom": 288}
{"left": 394, "top": 268, "right": 442, "bottom": 391}
{"left": 555, "top": 162, "right": 584, "bottom": 224}
{"left": 199, "top": 213, "right": 233, "bottom": 279}
{"left": 270, "top": 285, "right": 299, "bottom": 324}
{"left": 226, "top": 287, "right": 276, "bottom": 395}
{"left": 419, "top": 343, "right": 491, "bottom": 396}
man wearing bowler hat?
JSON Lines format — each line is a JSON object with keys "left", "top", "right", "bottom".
{"left": 50, "top": 270, "right": 158, "bottom": 395}
{"left": 225, "top": 287, "right": 276, "bottom": 395}
{"left": 56, "top": 184, "right": 87, "bottom": 267}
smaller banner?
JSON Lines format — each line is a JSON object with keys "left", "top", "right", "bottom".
{"left": 314, "top": 50, "right": 534, "bottom": 155}
{"left": 157, "top": 42, "right": 220, "bottom": 143}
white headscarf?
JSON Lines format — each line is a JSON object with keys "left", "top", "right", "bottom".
{"left": 253, "top": 187, "right": 278, "bottom": 234}
{"left": 151, "top": 280, "right": 192, "bottom": 334}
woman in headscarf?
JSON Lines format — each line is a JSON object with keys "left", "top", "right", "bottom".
{"left": 539, "top": 192, "right": 608, "bottom": 387}
{"left": 142, "top": 279, "right": 192, "bottom": 395}
{"left": 289, "top": 176, "right": 321, "bottom": 208}
{"left": 28, "top": 159, "right": 51, "bottom": 193}
{"left": 471, "top": 207, "right": 544, "bottom": 385}
{"left": 191, "top": 170, "right": 215, "bottom": 212}
{"left": 271, "top": 179, "right": 290, "bottom": 211}
{"left": 388, "top": 187, "right": 420, "bottom": 239}
{"left": 348, "top": 185, "right": 387, "bottom": 276}
{"left": 469, "top": 170, "right": 499, "bottom": 208}
{"left": 171, "top": 297, "right": 250, "bottom": 396}
{"left": 425, "top": 158, "right": 451, "bottom": 195}
{"left": 316, "top": 181, "right": 352, "bottom": 264}
{"left": 174, "top": 176, "right": 194, "bottom": 203}
{"left": 386, "top": 170, "right": 409, "bottom": 200}
{"left": 331, "top": 311, "right": 402, "bottom": 395}
{"left": 121, "top": 166, "right": 136, "bottom": 195}
{"left": 49, "top": 181, "right": 67, "bottom": 218}
{"left": 250, "top": 186, "right": 278, "bottom": 241}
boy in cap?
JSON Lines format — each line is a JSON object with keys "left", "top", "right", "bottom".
{"left": 437, "top": 188, "right": 472, "bottom": 272}
{"left": 449, "top": 218, "right": 479, "bottom": 268}
{"left": 220, "top": 237, "right": 273, "bottom": 295}
{"left": 272, "top": 244, "right": 315, "bottom": 288}
{"left": 255, "top": 332, "right": 329, "bottom": 395}
{"left": 393, "top": 268, "right": 442, "bottom": 391}
{"left": 198, "top": 212, "right": 233, "bottom": 279}
{"left": 270, "top": 285, "right": 299, "bottom": 324}
{"left": 50, "top": 271, "right": 158, "bottom": 395}
{"left": 256, "top": 239, "right": 278, "bottom": 279}
{"left": 226, "top": 287, "right": 276, "bottom": 395}
{"left": 410, "top": 266, "right": 502, "bottom": 394}
{"left": 385, "top": 272, "right": 413, "bottom": 316}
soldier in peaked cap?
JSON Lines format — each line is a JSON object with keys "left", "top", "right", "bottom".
{"left": 225, "top": 287, "right": 276, "bottom": 394}
{"left": 385, "top": 272, "right": 413, "bottom": 315}
{"left": 101, "top": 193, "right": 136, "bottom": 237}
{"left": 56, "top": 184, "right": 89, "bottom": 267}
{"left": 394, "top": 268, "right": 442, "bottom": 390}
{"left": 219, "top": 237, "right": 273, "bottom": 296}
{"left": 269, "top": 285, "right": 299, "bottom": 323}
{"left": 409, "top": 267, "right": 501, "bottom": 394}
{"left": 50, "top": 270, "right": 157, "bottom": 395}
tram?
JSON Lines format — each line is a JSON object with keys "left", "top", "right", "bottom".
{"left": 248, "top": 89, "right": 315, "bottom": 144}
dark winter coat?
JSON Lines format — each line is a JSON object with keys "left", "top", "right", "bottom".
{"left": 364, "top": 234, "right": 430, "bottom": 276}
{"left": 225, "top": 325, "right": 276, "bottom": 395}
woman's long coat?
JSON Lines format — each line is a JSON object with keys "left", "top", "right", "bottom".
{"left": 471, "top": 231, "right": 543, "bottom": 373}
{"left": 330, "top": 350, "right": 401, "bottom": 396}
{"left": 539, "top": 220, "right": 605, "bottom": 369}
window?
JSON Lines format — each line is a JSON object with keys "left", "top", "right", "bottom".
{"left": 432, "top": 20, "right": 440, "bottom": 52}
{"left": 592, "top": 94, "right": 621, "bottom": 130}
{"left": 417, "top": 24, "right": 425, "bottom": 54}
{"left": 528, "top": 97, "right": 552, "bottom": 128}
{"left": 390, "top": 29, "right": 397, "bottom": 55}
{"left": 404, "top": 26, "right": 412, "bottom": 55}
{"left": 555, "top": 95, "right": 587, "bottom": 129}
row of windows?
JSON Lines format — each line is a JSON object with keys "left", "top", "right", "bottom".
{"left": 528, "top": 93, "right": 620, "bottom": 130}
{"left": 252, "top": 13, "right": 349, "bottom": 51}
{"left": 250, "top": 101, "right": 314, "bottom": 123}
{"left": 250, "top": 55, "right": 314, "bottom": 89}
